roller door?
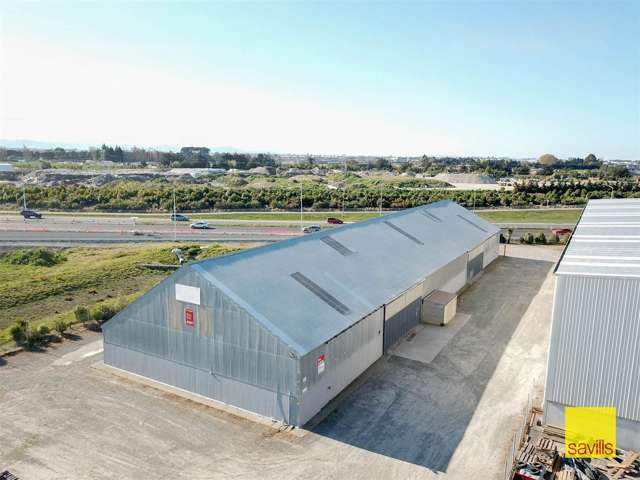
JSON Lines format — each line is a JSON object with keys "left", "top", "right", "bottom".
{"left": 383, "top": 283, "right": 422, "bottom": 352}
{"left": 467, "top": 253, "right": 484, "bottom": 282}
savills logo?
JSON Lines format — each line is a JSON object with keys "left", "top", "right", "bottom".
{"left": 565, "top": 407, "right": 616, "bottom": 458}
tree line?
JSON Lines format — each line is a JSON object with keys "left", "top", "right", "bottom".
{"left": 2, "top": 180, "right": 638, "bottom": 212}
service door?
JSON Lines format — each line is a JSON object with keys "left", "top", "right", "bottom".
{"left": 383, "top": 284, "right": 422, "bottom": 352}
{"left": 467, "top": 253, "right": 484, "bottom": 282}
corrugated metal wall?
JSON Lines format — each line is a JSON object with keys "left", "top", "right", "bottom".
{"left": 298, "top": 308, "right": 383, "bottom": 425}
{"left": 422, "top": 252, "right": 468, "bottom": 295}
{"left": 103, "top": 265, "right": 298, "bottom": 423}
{"left": 482, "top": 233, "right": 500, "bottom": 268}
{"left": 545, "top": 275, "right": 640, "bottom": 424}
{"left": 104, "top": 344, "right": 295, "bottom": 423}
{"left": 383, "top": 283, "right": 422, "bottom": 352}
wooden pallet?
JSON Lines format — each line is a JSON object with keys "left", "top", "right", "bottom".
{"left": 606, "top": 451, "right": 640, "bottom": 479}
{"left": 555, "top": 471, "right": 576, "bottom": 480}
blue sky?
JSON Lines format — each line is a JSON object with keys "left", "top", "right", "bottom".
{"left": 1, "top": 1, "right": 638, "bottom": 158}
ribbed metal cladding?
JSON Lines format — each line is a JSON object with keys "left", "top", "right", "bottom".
{"left": 546, "top": 274, "right": 640, "bottom": 422}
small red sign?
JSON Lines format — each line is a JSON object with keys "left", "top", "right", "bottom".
{"left": 184, "top": 307, "right": 194, "bottom": 326}
{"left": 317, "top": 354, "right": 326, "bottom": 374}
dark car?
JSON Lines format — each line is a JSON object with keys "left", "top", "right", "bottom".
{"left": 21, "top": 209, "right": 42, "bottom": 219}
{"left": 327, "top": 217, "right": 344, "bottom": 224}
{"left": 170, "top": 213, "right": 190, "bottom": 222}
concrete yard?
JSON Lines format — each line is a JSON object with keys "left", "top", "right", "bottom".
{"left": 0, "top": 245, "right": 561, "bottom": 479}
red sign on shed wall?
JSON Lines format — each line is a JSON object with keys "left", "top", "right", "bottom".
{"left": 184, "top": 307, "right": 194, "bottom": 326}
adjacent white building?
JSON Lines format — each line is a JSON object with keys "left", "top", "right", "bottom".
{"left": 545, "top": 198, "right": 640, "bottom": 451}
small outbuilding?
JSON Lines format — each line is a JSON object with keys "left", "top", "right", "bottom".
{"left": 545, "top": 199, "right": 640, "bottom": 451}
{"left": 103, "top": 201, "right": 500, "bottom": 426}
{"left": 422, "top": 290, "right": 457, "bottom": 326}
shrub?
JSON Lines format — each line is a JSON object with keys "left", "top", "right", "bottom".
{"left": 506, "top": 228, "right": 513, "bottom": 244}
{"left": 9, "top": 320, "right": 28, "bottom": 344}
{"left": 25, "top": 326, "right": 43, "bottom": 350}
{"left": 74, "top": 305, "right": 91, "bottom": 325}
{"left": 178, "top": 244, "right": 202, "bottom": 259}
{"left": 522, "top": 233, "right": 535, "bottom": 244}
{"left": 548, "top": 234, "right": 559, "bottom": 245}
{"left": 1, "top": 248, "right": 66, "bottom": 267}
{"left": 39, "top": 325, "right": 51, "bottom": 335}
{"left": 91, "top": 304, "right": 117, "bottom": 323}
{"left": 54, "top": 319, "right": 68, "bottom": 336}
{"left": 534, "top": 232, "right": 547, "bottom": 244}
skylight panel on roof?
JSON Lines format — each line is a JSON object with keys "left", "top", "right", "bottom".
{"left": 320, "top": 236, "right": 355, "bottom": 256}
{"left": 383, "top": 221, "right": 424, "bottom": 245}
{"left": 456, "top": 214, "right": 488, "bottom": 233}
{"left": 419, "top": 210, "right": 442, "bottom": 223}
{"left": 290, "top": 272, "right": 352, "bottom": 315}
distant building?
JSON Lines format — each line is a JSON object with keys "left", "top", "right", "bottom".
{"left": 248, "top": 166, "right": 275, "bottom": 176}
{"left": 168, "top": 168, "right": 225, "bottom": 178}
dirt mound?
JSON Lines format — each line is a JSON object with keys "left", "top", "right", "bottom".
{"left": 435, "top": 173, "right": 496, "bottom": 184}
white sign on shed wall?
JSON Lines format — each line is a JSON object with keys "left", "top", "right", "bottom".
{"left": 175, "top": 284, "right": 200, "bottom": 305}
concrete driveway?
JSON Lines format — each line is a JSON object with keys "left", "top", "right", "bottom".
{"left": 0, "top": 245, "right": 560, "bottom": 479}
{"left": 314, "top": 245, "right": 560, "bottom": 476}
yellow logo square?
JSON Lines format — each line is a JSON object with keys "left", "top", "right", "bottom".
{"left": 565, "top": 407, "right": 616, "bottom": 458}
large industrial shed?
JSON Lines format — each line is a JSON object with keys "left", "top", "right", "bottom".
{"left": 545, "top": 199, "right": 640, "bottom": 451}
{"left": 103, "top": 201, "right": 500, "bottom": 426}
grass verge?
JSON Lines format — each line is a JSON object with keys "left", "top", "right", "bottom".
{"left": 0, "top": 243, "right": 242, "bottom": 345}
{"left": 476, "top": 208, "right": 582, "bottom": 224}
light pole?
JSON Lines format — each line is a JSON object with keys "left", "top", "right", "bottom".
{"left": 379, "top": 181, "right": 383, "bottom": 216}
{"left": 300, "top": 184, "right": 303, "bottom": 231}
{"left": 342, "top": 183, "right": 346, "bottom": 215}
{"left": 343, "top": 158, "right": 347, "bottom": 215}
{"left": 173, "top": 187, "right": 177, "bottom": 242}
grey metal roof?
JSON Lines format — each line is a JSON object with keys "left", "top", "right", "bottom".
{"left": 557, "top": 199, "right": 640, "bottom": 278}
{"left": 190, "top": 201, "right": 498, "bottom": 355}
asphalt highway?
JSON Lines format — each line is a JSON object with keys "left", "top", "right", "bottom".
{"left": 0, "top": 214, "right": 304, "bottom": 245}
{"left": 0, "top": 214, "right": 574, "bottom": 246}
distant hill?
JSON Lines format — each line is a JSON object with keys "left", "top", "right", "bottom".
{"left": 0, "top": 138, "right": 246, "bottom": 153}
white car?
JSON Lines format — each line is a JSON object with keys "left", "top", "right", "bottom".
{"left": 302, "top": 224, "right": 321, "bottom": 234}
{"left": 190, "top": 221, "right": 210, "bottom": 230}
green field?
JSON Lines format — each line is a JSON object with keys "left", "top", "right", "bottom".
{"left": 476, "top": 208, "right": 582, "bottom": 224}
{"left": 0, "top": 243, "right": 241, "bottom": 344}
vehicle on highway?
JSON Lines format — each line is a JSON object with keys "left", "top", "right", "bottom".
{"left": 21, "top": 209, "right": 42, "bottom": 219}
{"left": 190, "top": 221, "right": 211, "bottom": 230}
{"left": 327, "top": 217, "right": 344, "bottom": 224}
{"left": 302, "top": 224, "right": 321, "bottom": 234}
{"left": 551, "top": 228, "right": 572, "bottom": 236}
{"left": 171, "top": 214, "right": 190, "bottom": 222}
